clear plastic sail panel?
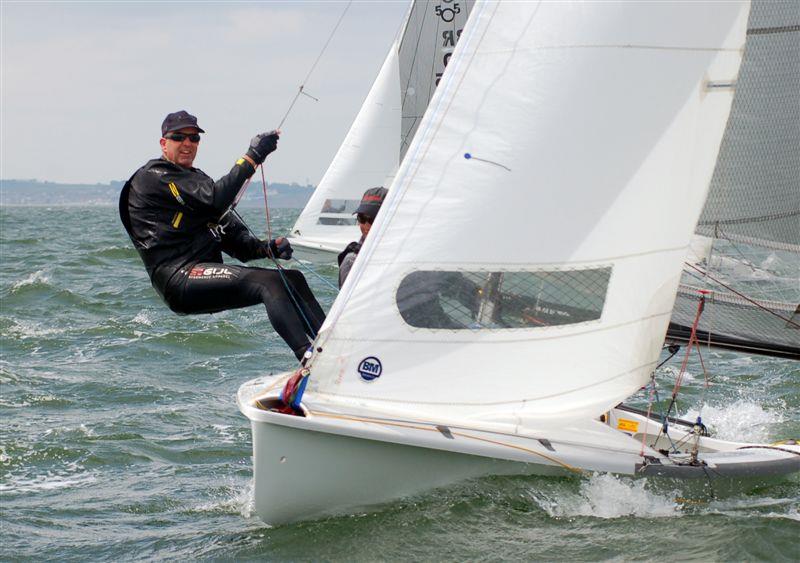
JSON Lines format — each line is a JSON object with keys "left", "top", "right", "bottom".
{"left": 306, "top": 1, "right": 750, "bottom": 423}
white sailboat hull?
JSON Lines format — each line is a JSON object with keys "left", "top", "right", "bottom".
{"left": 287, "top": 237, "right": 343, "bottom": 264}
{"left": 238, "top": 375, "right": 800, "bottom": 525}
{"left": 246, "top": 409, "right": 563, "bottom": 524}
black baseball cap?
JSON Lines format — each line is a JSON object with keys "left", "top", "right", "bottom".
{"left": 161, "top": 110, "right": 205, "bottom": 136}
{"left": 355, "top": 187, "right": 388, "bottom": 218}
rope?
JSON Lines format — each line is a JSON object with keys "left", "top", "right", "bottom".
{"left": 653, "top": 292, "right": 707, "bottom": 452}
{"left": 640, "top": 345, "right": 681, "bottom": 457}
{"left": 260, "top": 166, "right": 273, "bottom": 241}
{"left": 228, "top": 208, "right": 319, "bottom": 340}
{"left": 291, "top": 257, "right": 339, "bottom": 292}
{"left": 277, "top": 1, "right": 353, "bottom": 130}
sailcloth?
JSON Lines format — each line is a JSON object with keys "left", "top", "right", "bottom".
{"left": 668, "top": 0, "right": 800, "bottom": 359}
{"left": 290, "top": 0, "right": 473, "bottom": 254}
{"left": 306, "top": 1, "right": 749, "bottom": 423}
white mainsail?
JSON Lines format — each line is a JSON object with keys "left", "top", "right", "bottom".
{"left": 305, "top": 1, "right": 750, "bottom": 423}
{"left": 290, "top": 0, "right": 474, "bottom": 257}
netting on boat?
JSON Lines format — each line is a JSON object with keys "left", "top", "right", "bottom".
{"left": 669, "top": 240, "right": 800, "bottom": 358}
{"left": 396, "top": 267, "right": 611, "bottom": 329}
{"left": 695, "top": 0, "right": 800, "bottom": 251}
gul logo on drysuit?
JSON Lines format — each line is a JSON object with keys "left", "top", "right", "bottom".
{"left": 188, "top": 266, "right": 236, "bottom": 280}
{"left": 357, "top": 356, "right": 383, "bottom": 382}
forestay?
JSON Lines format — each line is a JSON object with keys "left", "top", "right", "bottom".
{"left": 306, "top": 1, "right": 749, "bottom": 423}
{"left": 290, "top": 0, "right": 473, "bottom": 251}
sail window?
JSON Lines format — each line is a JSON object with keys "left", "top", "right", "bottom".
{"left": 317, "top": 199, "right": 360, "bottom": 225}
{"left": 397, "top": 268, "right": 612, "bottom": 329}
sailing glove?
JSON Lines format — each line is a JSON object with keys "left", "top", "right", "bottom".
{"left": 246, "top": 131, "right": 280, "bottom": 164}
{"left": 262, "top": 237, "right": 293, "bottom": 260}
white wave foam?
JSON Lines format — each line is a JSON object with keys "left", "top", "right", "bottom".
{"left": 0, "top": 472, "right": 96, "bottom": 494}
{"left": 132, "top": 310, "right": 154, "bottom": 326}
{"left": 211, "top": 424, "right": 238, "bottom": 444}
{"left": 532, "top": 473, "right": 680, "bottom": 519}
{"left": 191, "top": 478, "right": 256, "bottom": 520}
{"left": 660, "top": 364, "right": 696, "bottom": 383}
{"left": 11, "top": 270, "right": 50, "bottom": 290}
{"left": 42, "top": 424, "right": 95, "bottom": 439}
{"left": 0, "top": 461, "right": 96, "bottom": 494}
{"left": 683, "top": 399, "right": 784, "bottom": 443}
{"left": 766, "top": 507, "right": 800, "bottom": 522}
{"left": 704, "top": 497, "right": 800, "bottom": 521}
{"left": 8, "top": 319, "right": 66, "bottom": 339}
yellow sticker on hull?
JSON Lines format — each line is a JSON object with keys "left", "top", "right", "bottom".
{"left": 617, "top": 418, "right": 639, "bottom": 433}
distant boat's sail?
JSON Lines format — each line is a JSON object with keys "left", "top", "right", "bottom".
{"left": 667, "top": 0, "right": 800, "bottom": 359}
{"left": 399, "top": 1, "right": 474, "bottom": 160}
{"left": 306, "top": 1, "right": 748, "bottom": 422}
{"left": 290, "top": 0, "right": 473, "bottom": 254}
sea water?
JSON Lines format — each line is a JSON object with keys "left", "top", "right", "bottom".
{"left": 1, "top": 206, "right": 798, "bottom": 561}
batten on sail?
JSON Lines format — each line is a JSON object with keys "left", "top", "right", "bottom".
{"left": 668, "top": 0, "right": 800, "bottom": 359}
{"left": 306, "top": 1, "right": 750, "bottom": 423}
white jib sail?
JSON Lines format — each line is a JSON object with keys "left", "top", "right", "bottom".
{"left": 306, "top": 1, "right": 749, "bottom": 424}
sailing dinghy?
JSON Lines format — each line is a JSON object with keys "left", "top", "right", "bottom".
{"left": 240, "top": 0, "right": 800, "bottom": 524}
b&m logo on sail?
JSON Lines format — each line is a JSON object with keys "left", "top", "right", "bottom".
{"left": 357, "top": 357, "right": 382, "bottom": 382}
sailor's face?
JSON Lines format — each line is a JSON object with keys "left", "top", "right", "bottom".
{"left": 160, "top": 127, "right": 200, "bottom": 168}
{"left": 357, "top": 213, "right": 374, "bottom": 238}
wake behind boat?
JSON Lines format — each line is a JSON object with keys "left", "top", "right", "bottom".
{"left": 240, "top": 0, "right": 800, "bottom": 525}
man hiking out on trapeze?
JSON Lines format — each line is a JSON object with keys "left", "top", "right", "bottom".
{"left": 119, "top": 110, "right": 325, "bottom": 361}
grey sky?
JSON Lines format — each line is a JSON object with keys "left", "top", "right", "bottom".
{"left": 1, "top": 1, "right": 409, "bottom": 185}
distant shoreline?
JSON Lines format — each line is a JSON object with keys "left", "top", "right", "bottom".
{"left": 0, "top": 178, "right": 315, "bottom": 208}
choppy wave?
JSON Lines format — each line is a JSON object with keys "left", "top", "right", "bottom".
{"left": 1, "top": 206, "right": 797, "bottom": 560}
{"left": 9, "top": 269, "right": 51, "bottom": 290}
{"left": 683, "top": 399, "right": 786, "bottom": 443}
{"left": 530, "top": 473, "right": 680, "bottom": 519}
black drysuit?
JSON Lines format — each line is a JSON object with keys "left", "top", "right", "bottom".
{"left": 119, "top": 157, "right": 324, "bottom": 359}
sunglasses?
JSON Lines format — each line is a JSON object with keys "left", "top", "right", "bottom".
{"left": 356, "top": 214, "right": 374, "bottom": 225}
{"left": 165, "top": 132, "right": 201, "bottom": 143}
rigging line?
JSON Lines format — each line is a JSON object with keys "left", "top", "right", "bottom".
{"left": 714, "top": 225, "right": 797, "bottom": 304}
{"left": 230, "top": 208, "right": 319, "bottom": 339}
{"left": 260, "top": 166, "right": 273, "bottom": 241}
{"left": 277, "top": 1, "right": 353, "bottom": 130}
{"left": 291, "top": 257, "right": 339, "bottom": 292}
{"left": 716, "top": 224, "right": 759, "bottom": 274}
{"left": 684, "top": 262, "right": 800, "bottom": 329}
{"left": 655, "top": 294, "right": 706, "bottom": 450}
